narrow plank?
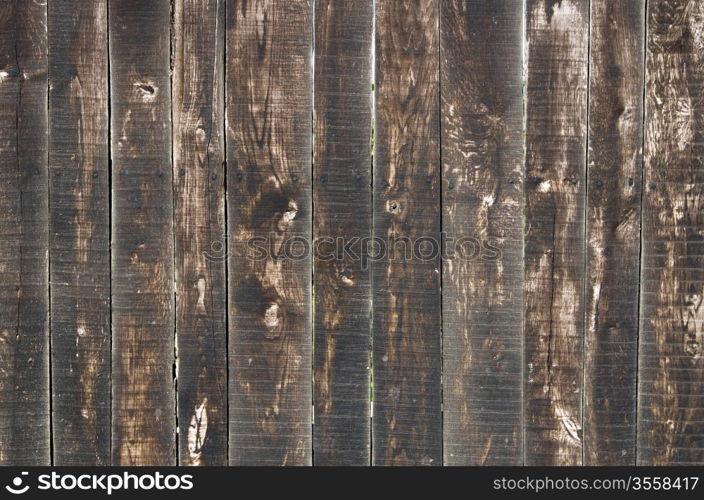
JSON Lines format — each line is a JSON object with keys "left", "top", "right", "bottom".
{"left": 373, "top": 0, "right": 442, "bottom": 465}
{"left": 48, "top": 0, "right": 111, "bottom": 465}
{"left": 584, "top": 0, "right": 645, "bottom": 465}
{"left": 441, "top": 0, "right": 524, "bottom": 465}
{"left": 173, "top": 0, "right": 227, "bottom": 466}
{"left": 524, "top": 0, "right": 589, "bottom": 465}
{"left": 110, "top": 0, "right": 175, "bottom": 465}
{"left": 313, "top": 0, "right": 373, "bottom": 465}
{"left": 638, "top": 0, "right": 704, "bottom": 465}
{"left": 0, "top": 0, "right": 50, "bottom": 465}
{"left": 226, "top": 0, "right": 313, "bottom": 465}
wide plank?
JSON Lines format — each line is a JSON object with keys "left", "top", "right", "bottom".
{"left": 109, "top": 0, "right": 175, "bottom": 465}
{"left": 48, "top": 0, "right": 111, "bottom": 465}
{"left": 313, "top": 0, "right": 373, "bottom": 465}
{"left": 524, "top": 0, "right": 589, "bottom": 466}
{"left": 373, "top": 0, "right": 442, "bottom": 466}
{"left": 226, "top": 0, "right": 313, "bottom": 465}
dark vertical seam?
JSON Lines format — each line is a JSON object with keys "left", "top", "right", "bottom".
{"left": 437, "top": 0, "right": 443, "bottom": 466}
{"left": 369, "top": 0, "right": 376, "bottom": 467}
{"left": 44, "top": 0, "right": 53, "bottom": 466}
{"left": 521, "top": 0, "right": 527, "bottom": 465}
{"left": 222, "top": 0, "right": 230, "bottom": 466}
{"left": 635, "top": 0, "right": 648, "bottom": 467}
{"left": 106, "top": 0, "right": 113, "bottom": 466}
{"left": 169, "top": 0, "right": 178, "bottom": 466}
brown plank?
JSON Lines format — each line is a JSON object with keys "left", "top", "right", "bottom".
{"left": 313, "top": 0, "right": 373, "bottom": 465}
{"left": 441, "top": 0, "right": 524, "bottom": 465}
{"left": 373, "top": 0, "right": 442, "bottom": 466}
{"left": 173, "top": 0, "right": 227, "bottom": 466}
{"left": 109, "top": 0, "right": 175, "bottom": 465}
{"left": 226, "top": 0, "right": 313, "bottom": 465}
{"left": 48, "top": 0, "right": 111, "bottom": 465}
{"left": 584, "top": 0, "right": 645, "bottom": 465}
{"left": 638, "top": 0, "right": 704, "bottom": 465}
{"left": 524, "top": 0, "right": 589, "bottom": 466}
{"left": 0, "top": 0, "right": 50, "bottom": 465}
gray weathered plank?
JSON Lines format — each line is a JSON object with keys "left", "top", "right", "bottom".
{"left": 48, "top": 0, "right": 111, "bottom": 465}
{"left": 441, "top": 0, "right": 525, "bottom": 466}
{"left": 638, "top": 0, "right": 704, "bottom": 465}
{"left": 109, "top": 0, "right": 176, "bottom": 465}
{"left": 313, "top": 0, "right": 373, "bottom": 465}
{"left": 173, "top": 0, "right": 227, "bottom": 466}
{"left": 584, "top": 0, "right": 645, "bottom": 466}
{"left": 524, "top": 0, "right": 589, "bottom": 466}
{"left": 0, "top": 0, "right": 50, "bottom": 466}
{"left": 226, "top": 0, "right": 313, "bottom": 465}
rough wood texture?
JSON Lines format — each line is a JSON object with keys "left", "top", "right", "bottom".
{"left": 638, "top": 0, "right": 704, "bottom": 465}
{"left": 584, "top": 0, "right": 645, "bottom": 466}
{"left": 373, "top": 0, "right": 442, "bottom": 466}
{"left": 48, "top": 0, "right": 111, "bottom": 465}
{"left": 524, "top": 0, "right": 589, "bottom": 466}
{"left": 226, "top": 0, "right": 313, "bottom": 466}
{"left": 441, "top": 0, "right": 524, "bottom": 466}
{"left": 0, "top": 0, "right": 50, "bottom": 466}
{"left": 109, "top": 0, "right": 175, "bottom": 465}
{"left": 313, "top": 0, "right": 372, "bottom": 466}
{"left": 173, "top": 0, "right": 227, "bottom": 466}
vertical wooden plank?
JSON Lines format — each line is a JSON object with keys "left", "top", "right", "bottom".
{"left": 441, "top": 0, "right": 524, "bottom": 465}
{"left": 313, "top": 0, "right": 372, "bottom": 465}
{"left": 584, "top": 0, "right": 644, "bottom": 465}
{"left": 110, "top": 0, "right": 175, "bottom": 465}
{"left": 226, "top": 0, "right": 313, "bottom": 465}
{"left": 373, "top": 0, "right": 442, "bottom": 466}
{"left": 638, "top": 0, "right": 704, "bottom": 465}
{"left": 48, "top": 0, "right": 111, "bottom": 465}
{"left": 173, "top": 0, "right": 227, "bottom": 466}
{"left": 524, "top": 0, "right": 589, "bottom": 466}
{"left": 0, "top": 0, "right": 50, "bottom": 466}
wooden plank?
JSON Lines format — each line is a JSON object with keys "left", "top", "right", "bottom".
{"left": 373, "top": 0, "right": 442, "bottom": 466}
{"left": 524, "top": 0, "right": 589, "bottom": 466}
{"left": 313, "top": 0, "right": 373, "bottom": 466}
{"left": 109, "top": 0, "right": 175, "bottom": 465}
{"left": 173, "top": 0, "right": 227, "bottom": 466}
{"left": 0, "top": 0, "right": 50, "bottom": 466}
{"left": 440, "top": 0, "right": 524, "bottom": 465}
{"left": 584, "top": 0, "right": 645, "bottom": 466}
{"left": 638, "top": 0, "right": 704, "bottom": 465}
{"left": 226, "top": 0, "right": 313, "bottom": 465}
{"left": 48, "top": 0, "right": 111, "bottom": 465}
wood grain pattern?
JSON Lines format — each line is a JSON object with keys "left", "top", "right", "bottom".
{"left": 524, "top": 0, "right": 589, "bottom": 466}
{"left": 0, "top": 0, "right": 50, "bottom": 466}
{"left": 313, "top": 0, "right": 373, "bottom": 466}
{"left": 584, "top": 0, "right": 645, "bottom": 466}
{"left": 373, "top": 0, "right": 442, "bottom": 466}
{"left": 48, "top": 0, "right": 111, "bottom": 465}
{"left": 638, "top": 0, "right": 704, "bottom": 465}
{"left": 441, "top": 0, "right": 524, "bottom": 466}
{"left": 173, "top": 0, "right": 227, "bottom": 466}
{"left": 226, "top": 0, "right": 313, "bottom": 466}
{"left": 109, "top": 0, "right": 175, "bottom": 465}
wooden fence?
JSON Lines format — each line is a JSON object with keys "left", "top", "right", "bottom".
{"left": 0, "top": 0, "right": 702, "bottom": 466}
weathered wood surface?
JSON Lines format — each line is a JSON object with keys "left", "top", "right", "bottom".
{"left": 638, "top": 0, "right": 704, "bottom": 465}
{"left": 373, "top": 0, "right": 442, "bottom": 466}
{"left": 441, "top": 0, "right": 524, "bottom": 466}
{"left": 313, "top": 0, "right": 373, "bottom": 465}
{"left": 48, "top": 0, "right": 111, "bottom": 465}
{"left": 226, "top": 0, "right": 313, "bottom": 466}
{"left": 584, "top": 0, "right": 645, "bottom": 466}
{"left": 173, "top": 0, "right": 227, "bottom": 466}
{"left": 0, "top": 0, "right": 50, "bottom": 466}
{"left": 109, "top": 0, "right": 175, "bottom": 465}
{"left": 524, "top": 0, "right": 589, "bottom": 466}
